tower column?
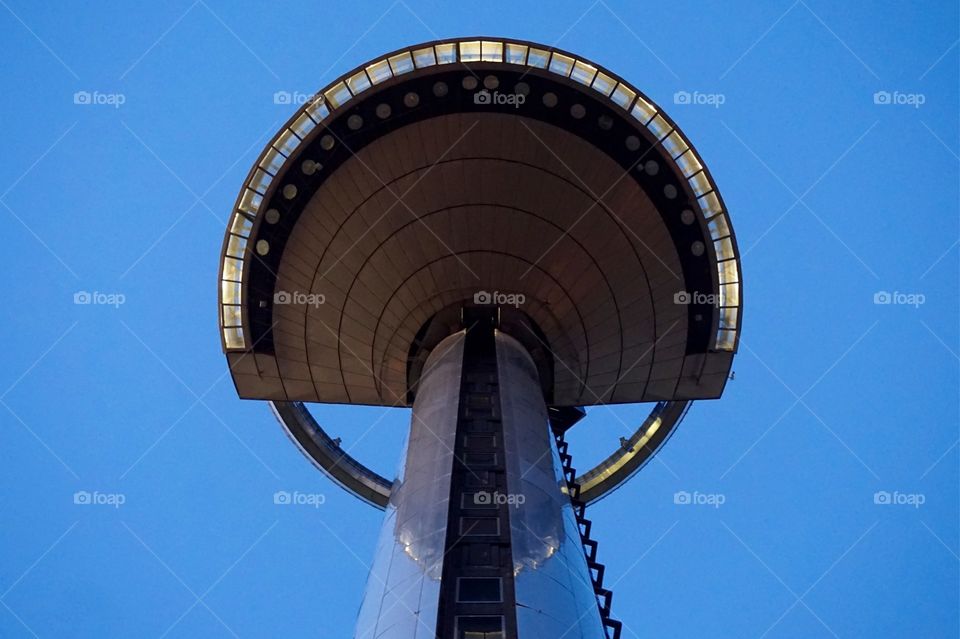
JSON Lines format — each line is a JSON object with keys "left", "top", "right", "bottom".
{"left": 355, "top": 320, "right": 604, "bottom": 639}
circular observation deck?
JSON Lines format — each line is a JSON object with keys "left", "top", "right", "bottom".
{"left": 218, "top": 38, "right": 742, "bottom": 506}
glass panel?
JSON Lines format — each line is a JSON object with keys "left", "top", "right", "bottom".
{"left": 222, "top": 256, "right": 243, "bottom": 282}
{"left": 505, "top": 43, "right": 528, "bottom": 64}
{"left": 223, "top": 326, "right": 245, "bottom": 349}
{"left": 548, "top": 52, "right": 575, "bottom": 76}
{"left": 229, "top": 212, "right": 252, "bottom": 238}
{"left": 222, "top": 304, "right": 243, "bottom": 327}
{"left": 459, "top": 40, "right": 482, "bottom": 62}
{"left": 689, "top": 171, "right": 712, "bottom": 198}
{"left": 677, "top": 149, "right": 704, "bottom": 178}
{"left": 292, "top": 112, "right": 315, "bottom": 139}
{"left": 719, "top": 306, "right": 738, "bottom": 330}
{"left": 435, "top": 43, "right": 457, "bottom": 64}
{"left": 481, "top": 40, "right": 503, "bottom": 61}
{"left": 274, "top": 129, "right": 300, "bottom": 156}
{"left": 571, "top": 60, "right": 597, "bottom": 85}
{"left": 247, "top": 169, "right": 271, "bottom": 195}
{"left": 388, "top": 52, "right": 414, "bottom": 75}
{"left": 631, "top": 95, "right": 657, "bottom": 124}
{"left": 238, "top": 189, "right": 262, "bottom": 215}
{"left": 707, "top": 213, "right": 731, "bottom": 240}
{"left": 663, "top": 131, "right": 689, "bottom": 158}
{"left": 413, "top": 47, "right": 436, "bottom": 68}
{"left": 323, "top": 81, "right": 351, "bottom": 108}
{"left": 527, "top": 47, "right": 549, "bottom": 68}
{"left": 225, "top": 234, "right": 247, "bottom": 259}
{"left": 610, "top": 84, "right": 636, "bottom": 109}
{"left": 714, "top": 236, "right": 735, "bottom": 261}
{"left": 366, "top": 59, "right": 393, "bottom": 84}
{"left": 720, "top": 282, "right": 740, "bottom": 308}
{"left": 347, "top": 70, "right": 372, "bottom": 95}
{"left": 221, "top": 279, "right": 242, "bottom": 306}
{"left": 717, "top": 258, "right": 739, "bottom": 285}
{"left": 698, "top": 191, "right": 723, "bottom": 218}
{"left": 305, "top": 96, "right": 330, "bottom": 122}
{"left": 591, "top": 71, "right": 616, "bottom": 96}
{"left": 259, "top": 146, "right": 285, "bottom": 175}
{"left": 647, "top": 114, "right": 671, "bottom": 140}
{"left": 716, "top": 329, "right": 736, "bottom": 351}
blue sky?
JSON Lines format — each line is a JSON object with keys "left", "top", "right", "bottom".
{"left": 1, "top": 1, "right": 957, "bottom": 637}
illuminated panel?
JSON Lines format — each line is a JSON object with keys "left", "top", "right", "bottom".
{"left": 631, "top": 94, "right": 657, "bottom": 124}
{"left": 459, "top": 40, "right": 482, "bottom": 62}
{"left": 346, "top": 70, "right": 372, "bottom": 95}
{"left": 548, "top": 52, "right": 575, "bottom": 77}
{"left": 220, "top": 210, "right": 251, "bottom": 349}
{"left": 366, "top": 59, "right": 392, "bottom": 84}
{"left": 480, "top": 40, "right": 503, "bottom": 62}
{"left": 505, "top": 43, "right": 528, "bottom": 65}
{"left": 435, "top": 42, "right": 457, "bottom": 64}
{"left": 571, "top": 60, "right": 598, "bottom": 86}
{"left": 412, "top": 46, "right": 436, "bottom": 68}
{"left": 388, "top": 51, "right": 415, "bottom": 75}
{"left": 591, "top": 71, "right": 617, "bottom": 97}
{"left": 610, "top": 83, "right": 636, "bottom": 110}
{"left": 526, "top": 47, "right": 550, "bottom": 68}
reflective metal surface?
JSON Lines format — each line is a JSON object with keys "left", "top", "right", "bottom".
{"left": 576, "top": 400, "right": 692, "bottom": 504}
{"left": 269, "top": 400, "right": 391, "bottom": 508}
{"left": 497, "top": 332, "right": 606, "bottom": 638}
{"left": 355, "top": 328, "right": 607, "bottom": 637}
{"left": 269, "top": 396, "right": 689, "bottom": 509}
{"left": 354, "top": 333, "right": 464, "bottom": 639}
{"left": 270, "top": 395, "right": 691, "bottom": 509}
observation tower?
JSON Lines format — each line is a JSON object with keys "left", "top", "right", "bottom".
{"left": 218, "top": 38, "right": 741, "bottom": 639}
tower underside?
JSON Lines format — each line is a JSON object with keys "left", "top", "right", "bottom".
{"left": 356, "top": 321, "right": 604, "bottom": 638}
{"left": 219, "top": 38, "right": 742, "bottom": 410}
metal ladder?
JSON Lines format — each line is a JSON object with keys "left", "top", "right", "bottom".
{"left": 555, "top": 433, "right": 623, "bottom": 639}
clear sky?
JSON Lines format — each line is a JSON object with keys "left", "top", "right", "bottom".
{"left": 1, "top": 1, "right": 957, "bottom": 637}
